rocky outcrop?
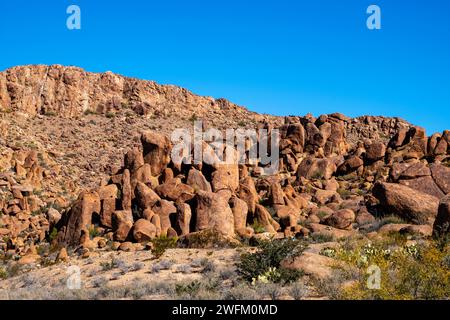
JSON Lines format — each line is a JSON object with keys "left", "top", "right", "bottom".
{"left": 372, "top": 182, "right": 440, "bottom": 225}
{"left": 1, "top": 65, "right": 449, "bottom": 256}
{"left": 0, "top": 65, "right": 260, "bottom": 122}
{"left": 433, "top": 195, "right": 450, "bottom": 236}
{"left": 58, "top": 191, "right": 101, "bottom": 246}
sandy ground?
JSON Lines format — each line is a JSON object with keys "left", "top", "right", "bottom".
{"left": 0, "top": 247, "right": 320, "bottom": 300}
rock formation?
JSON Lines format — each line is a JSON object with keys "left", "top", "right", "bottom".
{"left": 0, "top": 65, "right": 449, "bottom": 259}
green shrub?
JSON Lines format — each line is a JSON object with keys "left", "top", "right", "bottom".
{"left": 317, "top": 210, "right": 330, "bottom": 220}
{"left": 175, "top": 280, "right": 201, "bottom": 296}
{"left": 251, "top": 220, "right": 266, "bottom": 234}
{"left": 0, "top": 267, "right": 7, "bottom": 279}
{"left": 100, "top": 255, "right": 122, "bottom": 271}
{"left": 337, "top": 188, "right": 352, "bottom": 199}
{"left": 47, "top": 227, "right": 58, "bottom": 242}
{"left": 181, "top": 229, "right": 238, "bottom": 248}
{"left": 325, "top": 239, "right": 450, "bottom": 300}
{"left": 378, "top": 215, "right": 407, "bottom": 226}
{"left": 237, "top": 238, "right": 306, "bottom": 284}
{"left": 433, "top": 222, "right": 450, "bottom": 251}
{"left": 84, "top": 109, "right": 97, "bottom": 115}
{"left": 310, "top": 232, "right": 335, "bottom": 243}
{"left": 151, "top": 236, "right": 178, "bottom": 258}
{"left": 89, "top": 225, "right": 100, "bottom": 239}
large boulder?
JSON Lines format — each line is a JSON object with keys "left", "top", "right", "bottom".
{"left": 399, "top": 176, "right": 445, "bottom": 199}
{"left": 269, "top": 183, "right": 285, "bottom": 206}
{"left": 308, "top": 223, "right": 355, "bottom": 239}
{"left": 305, "top": 122, "right": 325, "bottom": 147}
{"left": 186, "top": 168, "right": 212, "bottom": 192}
{"left": 281, "top": 123, "right": 305, "bottom": 153}
{"left": 397, "top": 162, "right": 431, "bottom": 179}
{"left": 135, "top": 182, "right": 160, "bottom": 209}
{"left": 372, "top": 182, "right": 440, "bottom": 225}
{"left": 297, "top": 157, "right": 337, "bottom": 180}
{"left": 430, "top": 163, "right": 450, "bottom": 195}
{"left": 324, "top": 209, "right": 355, "bottom": 230}
{"left": 152, "top": 200, "right": 177, "bottom": 236}
{"left": 238, "top": 176, "right": 259, "bottom": 214}
{"left": 229, "top": 196, "right": 250, "bottom": 236}
{"left": 59, "top": 191, "right": 100, "bottom": 246}
{"left": 141, "top": 131, "right": 172, "bottom": 176}
{"left": 130, "top": 163, "right": 158, "bottom": 192}
{"left": 124, "top": 148, "right": 145, "bottom": 172}
{"left": 155, "top": 178, "right": 195, "bottom": 202}
{"left": 211, "top": 166, "right": 240, "bottom": 193}
{"left": 338, "top": 156, "right": 363, "bottom": 174}
{"left": 121, "top": 169, "right": 132, "bottom": 211}
{"left": 98, "top": 184, "right": 118, "bottom": 228}
{"left": 254, "top": 204, "right": 280, "bottom": 234}
{"left": 175, "top": 203, "right": 192, "bottom": 236}
{"left": 195, "top": 190, "right": 235, "bottom": 237}
{"left": 433, "top": 195, "right": 450, "bottom": 236}
{"left": 132, "top": 219, "right": 156, "bottom": 242}
{"left": 365, "top": 141, "right": 386, "bottom": 162}
{"left": 112, "top": 210, "right": 133, "bottom": 242}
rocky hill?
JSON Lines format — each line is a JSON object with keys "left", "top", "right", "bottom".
{"left": 0, "top": 66, "right": 412, "bottom": 196}
{"left": 0, "top": 65, "right": 449, "bottom": 299}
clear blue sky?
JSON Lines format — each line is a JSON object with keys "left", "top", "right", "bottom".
{"left": 1, "top": 0, "right": 449, "bottom": 134}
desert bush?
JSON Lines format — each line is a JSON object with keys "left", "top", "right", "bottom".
{"left": 237, "top": 238, "right": 306, "bottom": 284}
{"left": 175, "top": 278, "right": 224, "bottom": 300}
{"left": 255, "top": 282, "right": 282, "bottom": 300}
{"left": 251, "top": 220, "right": 266, "bottom": 234}
{"left": 314, "top": 269, "right": 352, "bottom": 300}
{"left": 44, "top": 111, "right": 57, "bottom": 117}
{"left": 201, "top": 260, "right": 216, "bottom": 274}
{"left": 0, "top": 266, "right": 7, "bottom": 279}
{"left": 151, "top": 236, "right": 178, "bottom": 258}
{"left": 100, "top": 255, "right": 127, "bottom": 271}
{"left": 131, "top": 262, "right": 145, "bottom": 271}
{"left": 175, "top": 264, "right": 192, "bottom": 273}
{"left": 175, "top": 280, "right": 202, "bottom": 297}
{"left": 434, "top": 222, "right": 450, "bottom": 251}
{"left": 92, "top": 276, "right": 108, "bottom": 288}
{"left": 151, "top": 259, "right": 174, "bottom": 273}
{"left": 288, "top": 282, "right": 309, "bottom": 300}
{"left": 88, "top": 225, "right": 100, "bottom": 239}
{"left": 323, "top": 238, "right": 450, "bottom": 300}
{"left": 222, "top": 284, "right": 258, "bottom": 300}
{"left": 337, "top": 188, "right": 352, "bottom": 199}
{"left": 190, "top": 257, "right": 209, "bottom": 268}
{"left": 181, "top": 229, "right": 237, "bottom": 248}
{"left": 310, "top": 232, "right": 335, "bottom": 243}
{"left": 219, "top": 268, "right": 235, "bottom": 280}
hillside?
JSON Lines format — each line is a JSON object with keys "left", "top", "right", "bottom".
{"left": 0, "top": 65, "right": 449, "bottom": 300}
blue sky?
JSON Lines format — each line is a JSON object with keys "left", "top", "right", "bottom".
{"left": 0, "top": 0, "right": 449, "bottom": 134}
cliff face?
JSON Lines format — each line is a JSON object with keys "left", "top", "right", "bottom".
{"left": 0, "top": 65, "right": 263, "bottom": 121}
{"left": 0, "top": 65, "right": 411, "bottom": 140}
